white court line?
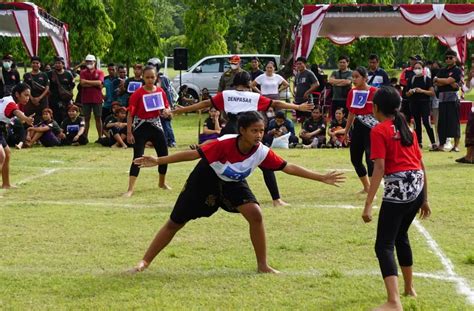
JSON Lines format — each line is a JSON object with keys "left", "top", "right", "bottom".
{"left": 15, "top": 168, "right": 59, "bottom": 185}
{"left": 325, "top": 168, "right": 354, "bottom": 172}
{"left": 1, "top": 200, "right": 159, "bottom": 209}
{"left": 414, "top": 220, "right": 474, "bottom": 305}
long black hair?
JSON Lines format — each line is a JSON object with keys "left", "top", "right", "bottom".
{"left": 11, "top": 82, "right": 30, "bottom": 101}
{"left": 373, "top": 86, "right": 413, "bottom": 146}
{"left": 237, "top": 111, "right": 264, "bottom": 130}
{"left": 232, "top": 71, "right": 251, "bottom": 88}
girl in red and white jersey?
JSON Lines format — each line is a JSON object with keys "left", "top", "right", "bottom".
{"left": 343, "top": 67, "right": 378, "bottom": 194}
{"left": 174, "top": 71, "right": 314, "bottom": 207}
{"left": 129, "top": 111, "right": 344, "bottom": 274}
{"left": 0, "top": 83, "right": 34, "bottom": 190}
{"left": 362, "top": 86, "right": 431, "bottom": 311}
{"left": 124, "top": 66, "right": 171, "bottom": 197}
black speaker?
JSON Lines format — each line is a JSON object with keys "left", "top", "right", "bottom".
{"left": 173, "top": 48, "right": 188, "bottom": 70}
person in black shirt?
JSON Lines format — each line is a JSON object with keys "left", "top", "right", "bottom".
{"left": 48, "top": 56, "right": 75, "bottom": 123}
{"left": 328, "top": 108, "right": 347, "bottom": 148}
{"left": 249, "top": 56, "right": 264, "bottom": 82}
{"left": 433, "top": 50, "right": 462, "bottom": 152}
{"left": 0, "top": 54, "right": 20, "bottom": 98}
{"left": 59, "top": 104, "right": 88, "bottom": 146}
{"left": 104, "top": 106, "right": 128, "bottom": 148}
{"left": 300, "top": 106, "right": 326, "bottom": 148}
{"left": 406, "top": 61, "right": 436, "bottom": 150}
{"left": 23, "top": 57, "right": 50, "bottom": 124}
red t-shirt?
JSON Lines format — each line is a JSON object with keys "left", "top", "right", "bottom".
{"left": 198, "top": 135, "right": 286, "bottom": 182}
{"left": 370, "top": 119, "right": 422, "bottom": 175}
{"left": 128, "top": 86, "right": 170, "bottom": 119}
{"left": 346, "top": 86, "right": 377, "bottom": 115}
{"left": 211, "top": 90, "right": 272, "bottom": 114}
{"left": 80, "top": 69, "right": 105, "bottom": 104}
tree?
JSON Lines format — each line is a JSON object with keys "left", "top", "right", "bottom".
{"left": 182, "top": 0, "right": 229, "bottom": 64}
{"left": 107, "top": 0, "right": 161, "bottom": 67}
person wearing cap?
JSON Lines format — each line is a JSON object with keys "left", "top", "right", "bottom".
{"left": 218, "top": 55, "right": 247, "bottom": 92}
{"left": 47, "top": 56, "right": 75, "bottom": 124}
{"left": 432, "top": 50, "right": 462, "bottom": 152}
{"left": 58, "top": 104, "right": 88, "bottom": 146}
{"left": 23, "top": 56, "right": 50, "bottom": 124}
{"left": 146, "top": 57, "right": 177, "bottom": 147}
{"left": 249, "top": 57, "right": 264, "bottom": 82}
{"left": 0, "top": 54, "right": 21, "bottom": 98}
{"left": 80, "top": 54, "right": 105, "bottom": 142}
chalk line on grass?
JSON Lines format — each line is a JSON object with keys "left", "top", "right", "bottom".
{"left": 15, "top": 168, "right": 59, "bottom": 185}
{"left": 414, "top": 220, "right": 474, "bottom": 305}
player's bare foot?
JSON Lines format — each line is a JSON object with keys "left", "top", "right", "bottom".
{"left": 1, "top": 184, "right": 17, "bottom": 189}
{"left": 127, "top": 260, "right": 148, "bottom": 274}
{"left": 272, "top": 199, "right": 290, "bottom": 207}
{"left": 123, "top": 190, "right": 134, "bottom": 197}
{"left": 15, "top": 142, "right": 23, "bottom": 149}
{"left": 403, "top": 287, "right": 417, "bottom": 297}
{"left": 159, "top": 183, "right": 171, "bottom": 190}
{"left": 258, "top": 265, "right": 280, "bottom": 274}
{"left": 373, "top": 301, "right": 402, "bottom": 311}
{"left": 357, "top": 189, "right": 369, "bottom": 195}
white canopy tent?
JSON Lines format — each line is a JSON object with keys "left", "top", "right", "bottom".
{"left": 0, "top": 2, "right": 70, "bottom": 66}
{"left": 294, "top": 4, "right": 474, "bottom": 64}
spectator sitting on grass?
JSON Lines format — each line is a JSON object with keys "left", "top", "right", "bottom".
{"left": 327, "top": 108, "right": 347, "bottom": 148}
{"left": 300, "top": 106, "right": 326, "bottom": 148}
{"left": 104, "top": 106, "right": 128, "bottom": 149}
{"left": 263, "top": 110, "right": 298, "bottom": 148}
{"left": 58, "top": 104, "right": 88, "bottom": 146}
{"left": 199, "top": 107, "right": 225, "bottom": 144}
{"left": 24, "top": 108, "right": 62, "bottom": 148}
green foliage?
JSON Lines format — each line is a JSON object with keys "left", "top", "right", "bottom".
{"left": 161, "top": 35, "right": 186, "bottom": 57}
{"left": 183, "top": 0, "right": 229, "bottom": 64}
{"left": 107, "top": 0, "right": 160, "bottom": 65}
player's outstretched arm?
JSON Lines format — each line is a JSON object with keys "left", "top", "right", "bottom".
{"left": 134, "top": 150, "right": 200, "bottom": 167}
{"left": 272, "top": 100, "right": 314, "bottom": 112}
{"left": 282, "top": 163, "right": 345, "bottom": 186}
{"left": 173, "top": 99, "right": 212, "bottom": 114}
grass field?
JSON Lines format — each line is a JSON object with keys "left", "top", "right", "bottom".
{"left": 1, "top": 113, "right": 473, "bottom": 310}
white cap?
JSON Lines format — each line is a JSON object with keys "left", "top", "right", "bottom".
{"left": 85, "top": 54, "right": 96, "bottom": 62}
{"left": 147, "top": 57, "right": 161, "bottom": 66}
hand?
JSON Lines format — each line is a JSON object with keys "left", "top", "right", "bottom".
{"left": 173, "top": 105, "right": 185, "bottom": 115}
{"left": 162, "top": 108, "right": 172, "bottom": 118}
{"left": 133, "top": 155, "right": 159, "bottom": 168}
{"left": 298, "top": 101, "right": 315, "bottom": 112}
{"left": 321, "top": 171, "right": 345, "bottom": 187}
{"left": 303, "top": 92, "right": 309, "bottom": 99}
{"left": 73, "top": 135, "right": 79, "bottom": 142}
{"left": 25, "top": 114, "right": 35, "bottom": 126}
{"left": 415, "top": 88, "right": 422, "bottom": 93}
{"left": 419, "top": 201, "right": 431, "bottom": 220}
{"left": 343, "top": 130, "right": 350, "bottom": 145}
{"left": 58, "top": 132, "right": 66, "bottom": 139}
{"left": 127, "top": 132, "right": 135, "bottom": 145}
{"left": 362, "top": 203, "right": 373, "bottom": 223}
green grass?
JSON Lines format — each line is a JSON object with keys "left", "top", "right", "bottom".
{"left": 1, "top": 114, "right": 473, "bottom": 310}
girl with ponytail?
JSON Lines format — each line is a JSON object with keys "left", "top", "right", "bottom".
{"left": 363, "top": 86, "right": 431, "bottom": 310}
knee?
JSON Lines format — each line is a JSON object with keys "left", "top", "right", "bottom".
{"left": 165, "top": 219, "right": 185, "bottom": 231}
{"left": 375, "top": 240, "right": 393, "bottom": 259}
{"left": 242, "top": 204, "right": 263, "bottom": 224}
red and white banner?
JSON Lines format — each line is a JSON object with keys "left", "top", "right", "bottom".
{"left": 400, "top": 4, "right": 474, "bottom": 26}
{"left": 0, "top": 2, "right": 70, "bottom": 66}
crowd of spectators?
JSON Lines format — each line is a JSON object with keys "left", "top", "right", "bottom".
{"left": 0, "top": 50, "right": 472, "bottom": 165}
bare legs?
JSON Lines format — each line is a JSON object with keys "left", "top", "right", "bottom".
{"left": 375, "top": 276, "right": 403, "bottom": 311}
{"left": 123, "top": 174, "right": 169, "bottom": 197}
{"left": 0, "top": 145, "right": 13, "bottom": 188}
{"left": 130, "top": 203, "right": 277, "bottom": 274}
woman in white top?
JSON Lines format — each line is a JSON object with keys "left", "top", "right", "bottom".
{"left": 251, "top": 61, "right": 289, "bottom": 100}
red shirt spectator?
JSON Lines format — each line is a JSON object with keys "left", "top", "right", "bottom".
{"left": 80, "top": 68, "right": 104, "bottom": 104}
{"left": 128, "top": 86, "right": 169, "bottom": 119}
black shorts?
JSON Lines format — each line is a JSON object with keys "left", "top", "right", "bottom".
{"left": 170, "top": 160, "right": 258, "bottom": 224}
{"left": 0, "top": 133, "right": 7, "bottom": 148}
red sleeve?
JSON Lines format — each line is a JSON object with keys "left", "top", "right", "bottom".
{"left": 4, "top": 102, "right": 19, "bottom": 118}
{"left": 128, "top": 88, "right": 141, "bottom": 117}
{"left": 370, "top": 125, "right": 386, "bottom": 160}
{"left": 98, "top": 70, "right": 105, "bottom": 82}
{"left": 198, "top": 139, "right": 222, "bottom": 163}
{"left": 259, "top": 149, "right": 287, "bottom": 171}
{"left": 346, "top": 89, "right": 354, "bottom": 111}
{"left": 257, "top": 95, "right": 272, "bottom": 111}
{"left": 211, "top": 93, "right": 224, "bottom": 110}
{"left": 399, "top": 69, "right": 407, "bottom": 87}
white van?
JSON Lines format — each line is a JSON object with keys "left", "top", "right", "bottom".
{"left": 171, "top": 54, "right": 287, "bottom": 101}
